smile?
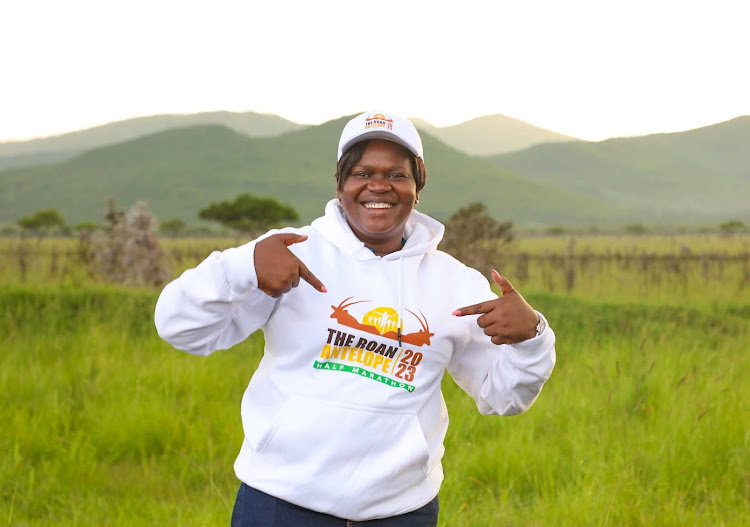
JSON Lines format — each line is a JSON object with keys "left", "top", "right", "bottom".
{"left": 363, "top": 202, "right": 394, "bottom": 209}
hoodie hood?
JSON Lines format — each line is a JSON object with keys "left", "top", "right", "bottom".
{"left": 311, "top": 199, "right": 444, "bottom": 261}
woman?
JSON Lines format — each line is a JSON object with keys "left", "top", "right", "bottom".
{"left": 155, "top": 110, "right": 556, "bottom": 526}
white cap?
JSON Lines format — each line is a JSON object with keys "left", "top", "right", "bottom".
{"left": 337, "top": 110, "right": 424, "bottom": 162}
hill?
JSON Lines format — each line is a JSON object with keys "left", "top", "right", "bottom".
{"left": 0, "top": 111, "right": 307, "bottom": 170}
{"left": 486, "top": 116, "right": 750, "bottom": 223}
{"left": 0, "top": 151, "right": 75, "bottom": 172}
{"left": 1, "top": 111, "right": 578, "bottom": 172}
{"left": 411, "top": 114, "right": 579, "bottom": 156}
{"left": 0, "top": 119, "right": 622, "bottom": 228}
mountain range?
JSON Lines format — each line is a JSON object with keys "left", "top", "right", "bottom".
{"left": 411, "top": 115, "right": 577, "bottom": 156}
{"left": 0, "top": 111, "right": 577, "bottom": 171}
{"left": 1, "top": 112, "right": 747, "bottom": 228}
{"left": 487, "top": 116, "right": 750, "bottom": 223}
{"left": 0, "top": 111, "right": 306, "bottom": 171}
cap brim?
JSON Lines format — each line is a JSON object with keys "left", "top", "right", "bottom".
{"left": 339, "top": 130, "right": 421, "bottom": 160}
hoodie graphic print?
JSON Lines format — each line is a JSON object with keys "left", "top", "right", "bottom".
{"left": 316, "top": 297, "right": 434, "bottom": 392}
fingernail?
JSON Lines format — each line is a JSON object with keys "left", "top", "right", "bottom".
{"left": 321, "top": 286, "right": 328, "bottom": 293}
{"left": 452, "top": 310, "right": 461, "bottom": 316}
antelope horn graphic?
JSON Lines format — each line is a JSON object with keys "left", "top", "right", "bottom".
{"left": 334, "top": 297, "right": 370, "bottom": 310}
{"left": 405, "top": 308, "right": 429, "bottom": 333}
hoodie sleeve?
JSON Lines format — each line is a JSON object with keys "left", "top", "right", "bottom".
{"left": 154, "top": 237, "right": 278, "bottom": 356}
{"left": 446, "top": 275, "right": 556, "bottom": 416}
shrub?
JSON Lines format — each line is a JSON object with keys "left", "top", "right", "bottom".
{"left": 87, "top": 200, "right": 171, "bottom": 287}
{"left": 439, "top": 202, "right": 514, "bottom": 277}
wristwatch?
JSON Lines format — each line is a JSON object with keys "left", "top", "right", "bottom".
{"left": 534, "top": 316, "right": 546, "bottom": 337}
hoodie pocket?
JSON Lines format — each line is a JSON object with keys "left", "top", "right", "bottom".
{"left": 249, "top": 397, "right": 431, "bottom": 507}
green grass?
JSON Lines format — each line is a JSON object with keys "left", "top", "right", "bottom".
{"left": 2, "top": 288, "right": 253, "bottom": 524}
{"left": 2, "top": 285, "right": 748, "bottom": 525}
{"left": 3, "top": 234, "right": 750, "bottom": 309}
{"left": 440, "top": 294, "right": 749, "bottom": 525}
{"left": 508, "top": 234, "right": 750, "bottom": 308}
{"left": 515, "top": 233, "right": 750, "bottom": 255}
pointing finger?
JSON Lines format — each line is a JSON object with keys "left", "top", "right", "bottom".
{"left": 278, "top": 233, "right": 309, "bottom": 246}
{"left": 452, "top": 301, "right": 493, "bottom": 317}
{"left": 298, "top": 262, "right": 327, "bottom": 293}
{"left": 491, "top": 270, "right": 516, "bottom": 296}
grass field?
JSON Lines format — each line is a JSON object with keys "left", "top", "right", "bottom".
{"left": 2, "top": 235, "right": 749, "bottom": 525}
{"left": 4, "top": 234, "right": 750, "bottom": 305}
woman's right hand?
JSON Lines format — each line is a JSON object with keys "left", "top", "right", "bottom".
{"left": 253, "top": 233, "right": 327, "bottom": 297}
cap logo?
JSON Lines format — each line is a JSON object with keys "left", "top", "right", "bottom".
{"left": 364, "top": 113, "right": 394, "bottom": 131}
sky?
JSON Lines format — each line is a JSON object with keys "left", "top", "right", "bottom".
{"left": 1, "top": 0, "right": 748, "bottom": 142}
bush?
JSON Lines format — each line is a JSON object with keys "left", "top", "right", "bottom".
{"left": 439, "top": 202, "right": 514, "bottom": 277}
{"left": 85, "top": 200, "right": 171, "bottom": 287}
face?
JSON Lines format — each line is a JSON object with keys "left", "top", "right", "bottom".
{"left": 338, "top": 139, "right": 418, "bottom": 254}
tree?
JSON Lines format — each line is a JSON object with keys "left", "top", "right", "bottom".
{"left": 439, "top": 202, "right": 514, "bottom": 277}
{"left": 72, "top": 221, "right": 102, "bottom": 234}
{"left": 17, "top": 209, "right": 66, "bottom": 238}
{"left": 625, "top": 223, "right": 647, "bottom": 234}
{"left": 159, "top": 218, "right": 188, "bottom": 237}
{"left": 199, "top": 193, "right": 299, "bottom": 235}
{"left": 719, "top": 219, "right": 746, "bottom": 234}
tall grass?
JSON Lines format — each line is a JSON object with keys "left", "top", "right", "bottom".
{"left": 2, "top": 288, "right": 254, "bottom": 525}
{"left": 3, "top": 235, "right": 750, "bottom": 308}
{"left": 2, "top": 286, "right": 748, "bottom": 525}
{"left": 439, "top": 295, "right": 749, "bottom": 525}
{"left": 509, "top": 235, "right": 750, "bottom": 308}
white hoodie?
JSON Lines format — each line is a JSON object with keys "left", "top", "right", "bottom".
{"left": 154, "top": 199, "right": 556, "bottom": 521}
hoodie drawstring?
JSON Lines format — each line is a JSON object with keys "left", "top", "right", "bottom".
{"left": 397, "top": 257, "right": 403, "bottom": 348}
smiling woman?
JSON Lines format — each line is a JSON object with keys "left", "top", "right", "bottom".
{"left": 154, "top": 110, "right": 557, "bottom": 526}
{"left": 337, "top": 139, "right": 418, "bottom": 256}
{"left": 332, "top": 112, "right": 428, "bottom": 257}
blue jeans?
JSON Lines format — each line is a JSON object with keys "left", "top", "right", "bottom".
{"left": 231, "top": 483, "right": 439, "bottom": 526}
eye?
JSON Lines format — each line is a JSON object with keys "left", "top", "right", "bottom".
{"left": 387, "top": 173, "right": 408, "bottom": 179}
{"left": 353, "top": 171, "right": 370, "bottom": 178}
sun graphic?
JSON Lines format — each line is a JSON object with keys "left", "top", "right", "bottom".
{"left": 362, "top": 307, "right": 402, "bottom": 335}
{"left": 366, "top": 113, "right": 393, "bottom": 123}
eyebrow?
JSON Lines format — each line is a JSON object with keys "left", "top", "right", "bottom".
{"left": 353, "top": 163, "right": 411, "bottom": 172}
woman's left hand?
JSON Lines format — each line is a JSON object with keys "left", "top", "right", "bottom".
{"left": 452, "top": 271, "right": 540, "bottom": 345}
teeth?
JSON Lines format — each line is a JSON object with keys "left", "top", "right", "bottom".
{"left": 364, "top": 202, "right": 393, "bottom": 209}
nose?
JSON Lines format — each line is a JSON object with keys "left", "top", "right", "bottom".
{"left": 366, "top": 175, "right": 391, "bottom": 192}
